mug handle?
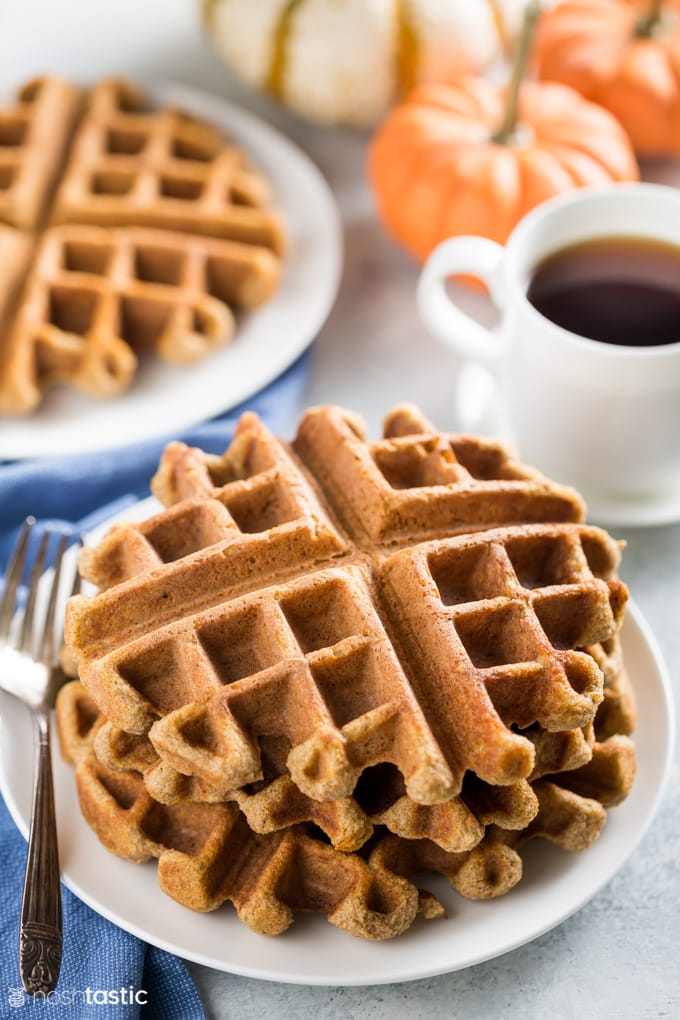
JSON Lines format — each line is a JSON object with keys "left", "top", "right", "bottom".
{"left": 417, "top": 236, "right": 507, "bottom": 373}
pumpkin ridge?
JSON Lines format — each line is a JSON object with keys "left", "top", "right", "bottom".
{"left": 526, "top": 84, "right": 639, "bottom": 179}
{"left": 616, "top": 39, "right": 677, "bottom": 108}
{"left": 405, "top": 78, "right": 501, "bottom": 122}
{"left": 402, "top": 107, "right": 492, "bottom": 145}
{"left": 540, "top": 131, "right": 638, "bottom": 180}
{"left": 537, "top": 2, "right": 633, "bottom": 75}
{"left": 201, "top": 0, "right": 219, "bottom": 26}
{"left": 665, "top": 45, "right": 680, "bottom": 126}
{"left": 370, "top": 130, "right": 453, "bottom": 241}
{"left": 266, "top": 0, "right": 303, "bottom": 100}
{"left": 437, "top": 144, "right": 520, "bottom": 248}
{"left": 402, "top": 155, "right": 462, "bottom": 257}
{"left": 375, "top": 130, "right": 476, "bottom": 241}
{"left": 517, "top": 147, "right": 576, "bottom": 210}
{"left": 536, "top": 0, "right": 680, "bottom": 155}
{"left": 660, "top": 31, "right": 680, "bottom": 94}
{"left": 535, "top": 144, "right": 615, "bottom": 187}
{"left": 395, "top": 0, "right": 420, "bottom": 98}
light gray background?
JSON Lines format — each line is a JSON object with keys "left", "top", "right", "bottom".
{"left": 2, "top": 3, "right": 678, "bottom": 1016}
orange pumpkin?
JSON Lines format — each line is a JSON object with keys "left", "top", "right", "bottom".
{"left": 368, "top": 76, "right": 639, "bottom": 263}
{"left": 536, "top": 0, "right": 680, "bottom": 156}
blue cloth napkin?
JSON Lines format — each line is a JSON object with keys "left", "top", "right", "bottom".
{"left": 0, "top": 352, "right": 310, "bottom": 1018}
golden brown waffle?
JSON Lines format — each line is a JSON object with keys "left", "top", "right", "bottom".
{"left": 56, "top": 684, "right": 631, "bottom": 938}
{"left": 73, "top": 756, "right": 420, "bottom": 938}
{"left": 66, "top": 406, "right": 628, "bottom": 814}
{"left": 0, "top": 226, "right": 32, "bottom": 340}
{"left": 0, "top": 224, "right": 281, "bottom": 414}
{"left": 589, "top": 639, "right": 637, "bottom": 742}
{"left": 56, "top": 684, "right": 524, "bottom": 937}
{"left": 0, "top": 76, "right": 285, "bottom": 415}
{"left": 368, "top": 777, "right": 604, "bottom": 916}
{"left": 544, "top": 653, "right": 636, "bottom": 809}
{"left": 75, "top": 749, "right": 616, "bottom": 929}
{"left": 55, "top": 679, "right": 107, "bottom": 766}
{"left": 84, "top": 662, "right": 626, "bottom": 847}
{"left": 373, "top": 713, "right": 637, "bottom": 917}
{"left": 51, "top": 79, "right": 285, "bottom": 254}
{"left": 0, "top": 78, "right": 81, "bottom": 230}
{"left": 379, "top": 523, "right": 627, "bottom": 789}
{"left": 293, "top": 403, "right": 587, "bottom": 542}
{"left": 57, "top": 680, "right": 540, "bottom": 853}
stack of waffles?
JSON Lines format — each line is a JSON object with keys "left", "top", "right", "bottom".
{"left": 59, "top": 404, "right": 637, "bottom": 940}
{"left": 0, "top": 77, "right": 284, "bottom": 414}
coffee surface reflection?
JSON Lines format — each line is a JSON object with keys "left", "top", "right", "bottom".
{"left": 527, "top": 237, "right": 680, "bottom": 347}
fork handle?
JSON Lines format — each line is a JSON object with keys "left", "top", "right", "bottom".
{"left": 19, "top": 711, "right": 62, "bottom": 995}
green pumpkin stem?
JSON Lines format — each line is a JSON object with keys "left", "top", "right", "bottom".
{"left": 492, "top": 0, "right": 542, "bottom": 146}
{"left": 636, "top": 0, "right": 664, "bottom": 37}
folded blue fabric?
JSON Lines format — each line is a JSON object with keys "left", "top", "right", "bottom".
{"left": 0, "top": 352, "right": 310, "bottom": 1018}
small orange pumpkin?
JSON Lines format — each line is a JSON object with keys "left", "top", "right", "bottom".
{"left": 536, "top": 0, "right": 680, "bottom": 157}
{"left": 369, "top": 3, "right": 639, "bottom": 263}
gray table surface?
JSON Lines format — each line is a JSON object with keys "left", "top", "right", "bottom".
{"left": 3, "top": 3, "right": 679, "bottom": 1016}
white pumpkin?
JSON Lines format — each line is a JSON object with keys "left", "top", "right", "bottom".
{"left": 202, "top": 0, "right": 528, "bottom": 127}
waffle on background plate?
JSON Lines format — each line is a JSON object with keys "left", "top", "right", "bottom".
{"left": 0, "top": 77, "right": 284, "bottom": 415}
{"left": 58, "top": 404, "right": 637, "bottom": 940}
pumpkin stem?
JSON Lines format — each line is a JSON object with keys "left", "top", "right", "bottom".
{"left": 636, "top": 0, "right": 664, "bottom": 37}
{"left": 492, "top": 0, "right": 542, "bottom": 146}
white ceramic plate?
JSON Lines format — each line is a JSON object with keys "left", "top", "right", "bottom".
{"left": 577, "top": 480, "right": 680, "bottom": 530}
{"left": 0, "top": 83, "right": 342, "bottom": 461}
{"left": 0, "top": 502, "right": 674, "bottom": 986}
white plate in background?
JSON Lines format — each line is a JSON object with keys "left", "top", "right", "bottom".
{"left": 0, "top": 82, "right": 342, "bottom": 460}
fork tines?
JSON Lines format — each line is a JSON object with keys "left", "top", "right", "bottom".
{"left": 0, "top": 518, "right": 79, "bottom": 663}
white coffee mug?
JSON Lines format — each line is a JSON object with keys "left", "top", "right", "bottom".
{"left": 417, "top": 183, "right": 680, "bottom": 506}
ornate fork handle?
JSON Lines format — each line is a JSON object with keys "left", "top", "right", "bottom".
{"left": 19, "top": 710, "right": 62, "bottom": 995}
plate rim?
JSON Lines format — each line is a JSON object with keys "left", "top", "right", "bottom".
{"left": 0, "top": 561, "right": 674, "bottom": 984}
{"left": 583, "top": 481, "right": 680, "bottom": 528}
{"left": 0, "top": 80, "right": 343, "bottom": 460}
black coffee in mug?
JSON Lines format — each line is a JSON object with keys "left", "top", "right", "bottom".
{"left": 526, "top": 236, "right": 680, "bottom": 347}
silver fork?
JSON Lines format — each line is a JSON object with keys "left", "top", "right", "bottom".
{"left": 0, "top": 518, "right": 81, "bottom": 996}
